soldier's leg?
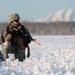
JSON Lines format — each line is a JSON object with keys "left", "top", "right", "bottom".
{"left": 2, "top": 43, "right": 9, "bottom": 60}
{"left": 15, "top": 47, "right": 26, "bottom": 61}
{"left": 2, "top": 41, "right": 15, "bottom": 60}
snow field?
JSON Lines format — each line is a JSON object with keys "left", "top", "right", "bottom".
{"left": 0, "top": 35, "right": 75, "bottom": 75}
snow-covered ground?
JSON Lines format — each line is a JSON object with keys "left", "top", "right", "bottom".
{"left": 0, "top": 35, "right": 75, "bottom": 75}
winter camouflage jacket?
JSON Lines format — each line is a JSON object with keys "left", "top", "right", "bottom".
{"left": 1, "top": 23, "right": 33, "bottom": 47}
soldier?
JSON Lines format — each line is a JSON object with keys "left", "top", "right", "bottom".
{"left": 0, "top": 13, "right": 35, "bottom": 61}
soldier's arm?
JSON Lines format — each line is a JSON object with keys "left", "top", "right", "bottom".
{"left": 2, "top": 27, "right": 12, "bottom": 42}
{"left": 26, "top": 28, "right": 34, "bottom": 41}
{"left": 22, "top": 25, "right": 34, "bottom": 41}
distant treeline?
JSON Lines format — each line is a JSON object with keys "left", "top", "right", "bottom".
{"left": 0, "top": 21, "right": 75, "bottom": 35}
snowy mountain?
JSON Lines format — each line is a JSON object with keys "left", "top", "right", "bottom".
{"left": 33, "top": 9, "right": 75, "bottom": 23}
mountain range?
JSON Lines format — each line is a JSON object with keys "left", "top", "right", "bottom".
{"left": 33, "top": 8, "right": 75, "bottom": 23}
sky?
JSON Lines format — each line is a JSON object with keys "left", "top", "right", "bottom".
{"left": 0, "top": 0, "right": 75, "bottom": 22}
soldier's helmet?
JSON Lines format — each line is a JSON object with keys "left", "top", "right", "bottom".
{"left": 8, "top": 13, "right": 20, "bottom": 23}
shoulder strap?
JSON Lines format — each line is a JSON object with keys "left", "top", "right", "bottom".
{"left": 27, "top": 45, "right": 30, "bottom": 58}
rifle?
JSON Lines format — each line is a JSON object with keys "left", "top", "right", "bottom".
{"left": 32, "top": 40, "right": 41, "bottom": 45}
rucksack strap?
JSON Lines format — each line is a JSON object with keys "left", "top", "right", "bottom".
{"left": 27, "top": 45, "right": 30, "bottom": 58}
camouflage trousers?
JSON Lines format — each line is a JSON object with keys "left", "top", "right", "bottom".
{"left": 2, "top": 41, "right": 26, "bottom": 61}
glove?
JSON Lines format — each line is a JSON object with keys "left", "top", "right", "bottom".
{"left": 3, "top": 41, "right": 9, "bottom": 48}
{"left": 3, "top": 41, "right": 11, "bottom": 49}
{"left": 4, "top": 41, "right": 8, "bottom": 45}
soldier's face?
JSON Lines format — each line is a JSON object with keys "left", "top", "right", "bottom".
{"left": 12, "top": 20, "right": 19, "bottom": 27}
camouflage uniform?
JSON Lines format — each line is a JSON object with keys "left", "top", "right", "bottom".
{"left": 1, "top": 13, "right": 34, "bottom": 61}
{"left": 1, "top": 23, "right": 33, "bottom": 61}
